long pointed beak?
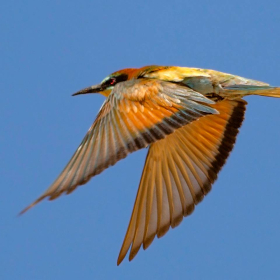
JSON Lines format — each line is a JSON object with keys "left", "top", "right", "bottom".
{"left": 72, "top": 84, "right": 103, "bottom": 96}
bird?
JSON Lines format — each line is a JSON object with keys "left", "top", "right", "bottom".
{"left": 21, "top": 65, "right": 280, "bottom": 265}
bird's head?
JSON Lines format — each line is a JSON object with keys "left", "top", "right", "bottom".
{"left": 72, "top": 66, "right": 168, "bottom": 97}
{"left": 72, "top": 68, "right": 144, "bottom": 97}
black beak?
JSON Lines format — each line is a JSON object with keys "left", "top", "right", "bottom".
{"left": 72, "top": 84, "right": 103, "bottom": 96}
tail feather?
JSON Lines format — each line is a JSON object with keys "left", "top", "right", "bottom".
{"left": 224, "top": 85, "right": 280, "bottom": 98}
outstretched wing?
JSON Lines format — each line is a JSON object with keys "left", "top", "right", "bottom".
{"left": 117, "top": 99, "right": 247, "bottom": 264}
{"left": 21, "top": 79, "right": 217, "bottom": 214}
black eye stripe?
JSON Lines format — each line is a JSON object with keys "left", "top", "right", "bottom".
{"left": 103, "top": 73, "right": 129, "bottom": 87}
{"left": 115, "top": 73, "right": 128, "bottom": 83}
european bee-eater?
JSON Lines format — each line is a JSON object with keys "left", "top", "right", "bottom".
{"left": 21, "top": 65, "right": 280, "bottom": 265}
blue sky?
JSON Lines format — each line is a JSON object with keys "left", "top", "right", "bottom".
{"left": 1, "top": 1, "right": 280, "bottom": 279}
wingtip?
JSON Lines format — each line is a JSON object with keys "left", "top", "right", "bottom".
{"left": 117, "top": 243, "right": 142, "bottom": 265}
{"left": 19, "top": 203, "right": 36, "bottom": 216}
{"left": 18, "top": 196, "right": 46, "bottom": 216}
{"left": 117, "top": 255, "right": 124, "bottom": 266}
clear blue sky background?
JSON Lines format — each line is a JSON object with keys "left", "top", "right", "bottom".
{"left": 1, "top": 1, "right": 280, "bottom": 279}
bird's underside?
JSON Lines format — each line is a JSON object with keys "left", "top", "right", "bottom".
{"left": 21, "top": 65, "right": 280, "bottom": 265}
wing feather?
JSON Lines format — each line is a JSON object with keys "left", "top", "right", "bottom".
{"left": 117, "top": 99, "right": 247, "bottom": 265}
{"left": 21, "top": 79, "right": 216, "bottom": 214}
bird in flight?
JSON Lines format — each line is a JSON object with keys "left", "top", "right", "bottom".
{"left": 21, "top": 65, "right": 280, "bottom": 265}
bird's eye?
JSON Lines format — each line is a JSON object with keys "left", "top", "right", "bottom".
{"left": 109, "top": 78, "right": 116, "bottom": 85}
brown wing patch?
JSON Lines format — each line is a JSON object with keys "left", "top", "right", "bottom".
{"left": 117, "top": 99, "right": 247, "bottom": 265}
{"left": 20, "top": 79, "right": 216, "bottom": 214}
